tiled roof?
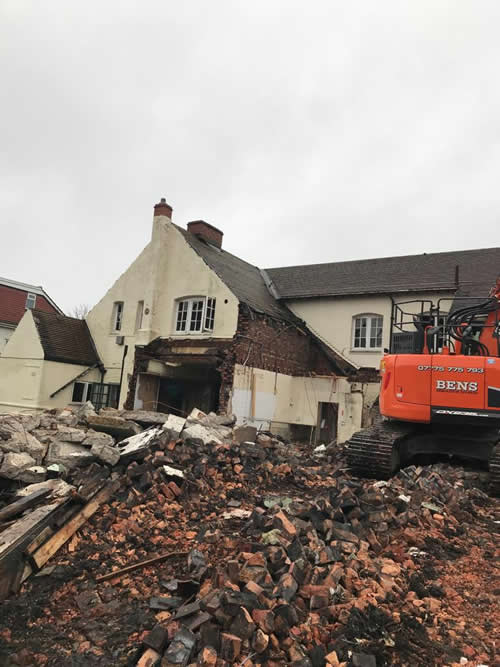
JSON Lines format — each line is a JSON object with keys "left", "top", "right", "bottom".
{"left": 265, "top": 247, "right": 500, "bottom": 299}
{"left": 175, "top": 225, "right": 298, "bottom": 324}
{"left": 0, "top": 279, "right": 62, "bottom": 326}
{"left": 32, "top": 311, "right": 101, "bottom": 367}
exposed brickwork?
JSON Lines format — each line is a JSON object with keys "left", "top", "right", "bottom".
{"left": 0, "top": 285, "right": 59, "bottom": 326}
{"left": 352, "top": 367, "right": 380, "bottom": 383}
{"left": 124, "top": 307, "right": 344, "bottom": 413}
{"left": 123, "top": 356, "right": 149, "bottom": 410}
{"left": 154, "top": 198, "right": 173, "bottom": 218}
{"left": 231, "top": 305, "right": 338, "bottom": 377}
{"left": 187, "top": 221, "right": 224, "bottom": 248}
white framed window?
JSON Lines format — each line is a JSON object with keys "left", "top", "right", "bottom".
{"left": 175, "top": 297, "right": 216, "bottom": 333}
{"left": 112, "top": 301, "right": 124, "bottom": 332}
{"left": 352, "top": 314, "right": 383, "bottom": 350}
{"left": 135, "top": 300, "right": 144, "bottom": 332}
{"left": 26, "top": 293, "right": 37, "bottom": 309}
{"left": 205, "top": 297, "right": 216, "bottom": 331}
{"left": 72, "top": 382, "right": 93, "bottom": 403}
{"left": 72, "top": 382, "right": 120, "bottom": 409}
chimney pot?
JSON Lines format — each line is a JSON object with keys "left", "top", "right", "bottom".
{"left": 187, "top": 220, "right": 223, "bottom": 248}
{"left": 154, "top": 198, "right": 173, "bottom": 219}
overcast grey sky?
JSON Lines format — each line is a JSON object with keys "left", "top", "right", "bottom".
{"left": 1, "top": 1, "right": 499, "bottom": 312}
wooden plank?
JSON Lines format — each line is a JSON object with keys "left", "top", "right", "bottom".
{"left": 53, "top": 503, "right": 84, "bottom": 529}
{"left": 95, "top": 550, "right": 188, "bottom": 583}
{"left": 0, "top": 499, "right": 70, "bottom": 600}
{"left": 10, "top": 558, "right": 26, "bottom": 594}
{"left": 75, "top": 477, "right": 106, "bottom": 504}
{"left": 25, "top": 526, "right": 53, "bottom": 556}
{"left": 0, "top": 489, "right": 51, "bottom": 524}
{"left": 20, "top": 563, "right": 33, "bottom": 584}
{"left": 31, "top": 481, "right": 120, "bottom": 571}
{"left": 0, "top": 502, "right": 63, "bottom": 559}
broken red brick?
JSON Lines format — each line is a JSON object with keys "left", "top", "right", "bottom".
{"left": 229, "top": 606, "right": 255, "bottom": 640}
{"left": 252, "top": 609, "right": 275, "bottom": 634}
{"left": 197, "top": 646, "right": 218, "bottom": 666}
{"left": 220, "top": 633, "right": 242, "bottom": 662}
{"left": 273, "top": 510, "right": 296, "bottom": 538}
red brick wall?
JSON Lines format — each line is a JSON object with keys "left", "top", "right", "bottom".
{"left": 233, "top": 307, "right": 335, "bottom": 376}
{"left": 0, "top": 286, "right": 59, "bottom": 325}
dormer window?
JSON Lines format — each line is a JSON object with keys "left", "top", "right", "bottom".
{"left": 175, "top": 297, "right": 216, "bottom": 333}
{"left": 26, "top": 293, "right": 36, "bottom": 309}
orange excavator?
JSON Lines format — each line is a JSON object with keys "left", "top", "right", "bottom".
{"left": 346, "top": 278, "right": 500, "bottom": 494}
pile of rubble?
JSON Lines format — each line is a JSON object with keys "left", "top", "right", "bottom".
{"left": 0, "top": 404, "right": 248, "bottom": 487}
{"left": 0, "top": 405, "right": 498, "bottom": 666}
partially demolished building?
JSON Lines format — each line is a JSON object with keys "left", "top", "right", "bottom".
{"left": 0, "top": 200, "right": 373, "bottom": 442}
{"left": 2, "top": 199, "right": 498, "bottom": 443}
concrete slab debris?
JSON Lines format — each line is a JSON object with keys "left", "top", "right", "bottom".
{"left": 90, "top": 441, "right": 120, "bottom": 466}
{"left": 161, "top": 414, "right": 187, "bottom": 439}
{"left": 118, "top": 427, "right": 162, "bottom": 461}
{"left": 0, "top": 432, "right": 47, "bottom": 466}
{"left": 82, "top": 429, "right": 115, "bottom": 448}
{"left": 180, "top": 423, "right": 222, "bottom": 446}
{"left": 45, "top": 442, "right": 94, "bottom": 470}
{"left": 0, "top": 452, "right": 37, "bottom": 480}
{"left": 121, "top": 410, "right": 169, "bottom": 426}
{"left": 54, "top": 427, "right": 86, "bottom": 444}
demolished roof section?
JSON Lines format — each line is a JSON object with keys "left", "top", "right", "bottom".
{"left": 176, "top": 225, "right": 357, "bottom": 375}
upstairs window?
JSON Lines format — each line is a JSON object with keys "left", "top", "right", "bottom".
{"left": 135, "top": 300, "right": 144, "bottom": 332}
{"left": 352, "top": 314, "right": 383, "bottom": 350}
{"left": 205, "top": 297, "right": 216, "bottom": 331}
{"left": 112, "top": 301, "right": 124, "bottom": 332}
{"left": 26, "top": 293, "right": 37, "bottom": 309}
{"left": 175, "top": 297, "right": 216, "bottom": 333}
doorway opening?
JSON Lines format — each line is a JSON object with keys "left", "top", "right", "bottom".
{"left": 157, "top": 365, "right": 221, "bottom": 416}
{"left": 316, "top": 402, "right": 338, "bottom": 444}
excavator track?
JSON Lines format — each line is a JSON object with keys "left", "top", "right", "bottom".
{"left": 346, "top": 421, "right": 414, "bottom": 479}
{"left": 489, "top": 442, "right": 500, "bottom": 496}
{"left": 347, "top": 419, "right": 500, "bottom": 494}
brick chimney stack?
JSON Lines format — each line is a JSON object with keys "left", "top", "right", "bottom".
{"left": 154, "top": 197, "right": 173, "bottom": 219}
{"left": 187, "top": 220, "right": 223, "bottom": 248}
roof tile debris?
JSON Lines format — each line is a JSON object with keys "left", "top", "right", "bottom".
{"left": 0, "top": 407, "right": 497, "bottom": 666}
{"left": 32, "top": 310, "right": 101, "bottom": 366}
{"left": 266, "top": 247, "right": 500, "bottom": 299}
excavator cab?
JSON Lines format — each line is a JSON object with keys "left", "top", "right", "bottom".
{"left": 347, "top": 280, "right": 500, "bottom": 493}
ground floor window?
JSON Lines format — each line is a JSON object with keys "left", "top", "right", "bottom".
{"left": 72, "top": 382, "right": 120, "bottom": 410}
